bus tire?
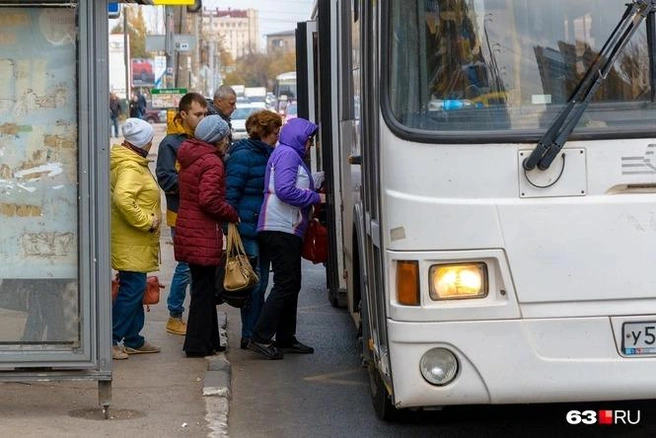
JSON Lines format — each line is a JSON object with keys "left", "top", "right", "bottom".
{"left": 368, "top": 362, "right": 399, "bottom": 421}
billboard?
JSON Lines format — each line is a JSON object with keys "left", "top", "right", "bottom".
{"left": 108, "top": 33, "right": 128, "bottom": 98}
{"left": 131, "top": 58, "right": 155, "bottom": 86}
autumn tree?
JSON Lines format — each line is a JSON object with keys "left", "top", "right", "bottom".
{"left": 223, "top": 51, "right": 296, "bottom": 89}
{"left": 110, "top": 6, "right": 150, "bottom": 59}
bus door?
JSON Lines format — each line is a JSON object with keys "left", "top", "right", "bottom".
{"left": 358, "top": 0, "right": 391, "bottom": 387}
{"left": 307, "top": 2, "right": 352, "bottom": 308}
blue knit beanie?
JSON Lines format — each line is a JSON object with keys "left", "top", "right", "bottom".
{"left": 195, "top": 115, "right": 230, "bottom": 144}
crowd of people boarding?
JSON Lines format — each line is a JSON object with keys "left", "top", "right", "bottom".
{"left": 110, "top": 87, "right": 324, "bottom": 360}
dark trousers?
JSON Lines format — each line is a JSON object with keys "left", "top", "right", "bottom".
{"left": 184, "top": 264, "right": 220, "bottom": 355}
{"left": 252, "top": 231, "right": 302, "bottom": 345}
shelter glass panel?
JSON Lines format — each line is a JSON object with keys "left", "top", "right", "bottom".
{"left": 0, "top": 8, "right": 79, "bottom": 347}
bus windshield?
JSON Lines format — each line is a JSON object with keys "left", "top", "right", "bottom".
{"left": 387, "top": 0, "right": 656, "bottom": 135}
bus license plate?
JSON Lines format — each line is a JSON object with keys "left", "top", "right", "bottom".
{"left": 623, "top": 322, "right": 656, "bottom": 355}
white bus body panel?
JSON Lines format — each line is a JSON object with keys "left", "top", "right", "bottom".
{"left": 380, "top": 124, "right": 656, "bottom": 307}
{"left": 377, "top": 117, "right": 656, "bottom": 405}
{"left": 388, "top": 316, "right": 656, "bottom": 407}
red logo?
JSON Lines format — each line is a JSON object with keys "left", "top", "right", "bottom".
{"left": 598, "top": 410, "right": 613, "bottom": 425}
{"left": 566, "top": 409, "right": 641, "bottom": 425}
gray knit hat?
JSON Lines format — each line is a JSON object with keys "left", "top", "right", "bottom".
{"left": 194, "top": 115, "right": 230, "bottom": 144}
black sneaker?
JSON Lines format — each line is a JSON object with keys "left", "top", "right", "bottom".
{"left": 240, "top": 338, "right": 250, "bottom": 350}
{"left": 275, "top": 338, "right": 314, "bottom": 354}
{"left": 247, "top": 340, "right": 283, "bottom": 360}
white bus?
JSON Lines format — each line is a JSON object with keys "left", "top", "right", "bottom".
{"left": 297, "top": 0, "right": 656, "bottom": 420}
{"left": 273, "top": 71, "right": 297, "bottom": 113}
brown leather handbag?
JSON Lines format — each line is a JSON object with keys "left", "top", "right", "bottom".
{"left": 223, "top": 223, "right": 259, "bottom": 292}
{"left": 112, "top": 275, "right": 163, "bottom": 312}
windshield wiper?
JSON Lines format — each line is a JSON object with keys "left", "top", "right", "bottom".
{"left": 523, "top": 0, "right": 656, "bottom": 171}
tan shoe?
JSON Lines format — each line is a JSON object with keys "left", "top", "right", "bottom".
{"left": 112, "top": 345, "right": 128, "bottom": 360}
{"left": 166, "top": 316, "right": 187, "bottom": 335}
{"left": 124, "top": 341, "right": 161, "bottom": 354}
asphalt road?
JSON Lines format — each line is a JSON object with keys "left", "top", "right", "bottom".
{"left": 225, "top": 261, "right": 656, "bottom": 438}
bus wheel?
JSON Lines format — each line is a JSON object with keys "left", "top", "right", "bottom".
{"left": 368, "top": 362, "right": 398, "bottom": 421}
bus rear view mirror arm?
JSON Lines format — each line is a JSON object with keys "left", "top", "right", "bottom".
{"left": 348, "top": 155, "right": 362, "bottom": 165}
{"left": 522, "top": 0, "right": 655, "bottom": 172}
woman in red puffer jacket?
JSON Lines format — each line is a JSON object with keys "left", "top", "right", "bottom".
{"left": 174, "top": 115, "right": 239, "bottom": 357}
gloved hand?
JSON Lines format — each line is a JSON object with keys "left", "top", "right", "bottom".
{"left": 313, "top": 171, "right": 325, "bottom": 189}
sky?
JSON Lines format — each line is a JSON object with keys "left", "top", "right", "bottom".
{"left": 135, "top": 0, "right": 316, "bottom": 50}
{"left": 203, "top": 0, "right": 315, "bottom": 40}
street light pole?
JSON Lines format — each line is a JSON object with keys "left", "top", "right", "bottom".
{"left": 165, "top": 5, "right": 174, "bottom": 88}
{"left": 123, "top": 7, "right": 130, "bottom": 100}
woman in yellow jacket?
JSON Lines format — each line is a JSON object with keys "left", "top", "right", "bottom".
{"left": 110, "top": 118, "right": 162, "bottom": 360}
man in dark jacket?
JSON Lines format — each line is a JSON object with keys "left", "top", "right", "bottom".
{"left": 206, "top": 85, "right": 237, "bottom": 145}
{"left": 110, "top": 92, "right": 122, "bottom": 138}
{"left": 155, "top": 92, "right": 208, "bottom": 336}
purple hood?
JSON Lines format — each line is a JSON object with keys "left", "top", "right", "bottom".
{"left": 278, "top": 118, "right": 318, "bottom": 157}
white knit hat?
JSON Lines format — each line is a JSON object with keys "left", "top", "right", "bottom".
{"left": 122, "top": 118, "right": 154, "bottom": 148}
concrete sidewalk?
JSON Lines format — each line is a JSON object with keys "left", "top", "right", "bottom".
{"left": 0, "top": 232, "right": 233, "bottom": 438}
{"left": 0, "top": 125, "right": 232, "bottom": 437}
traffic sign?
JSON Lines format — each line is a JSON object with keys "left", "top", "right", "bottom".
{"left": 175, "top": 41, "right": 190, "bottom": 51}
{"left": 151, "top": 88, "right": 187, "bottom": 95}
{"left": 153, "top": 0, "right": 195, "bottom": 4}
{"left": 108, "top": 3, "right": 120, "bottom": 19}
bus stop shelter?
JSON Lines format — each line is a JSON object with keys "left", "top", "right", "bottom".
{"left": 0, "top": 0, "right": 113, "bottom": 415}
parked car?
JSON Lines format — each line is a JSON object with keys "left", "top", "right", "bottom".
{"left": 144, "top": 108, "right": 167, "bottom": 124}
{"left": 230, "top": 103, "right": 266, "bottom": 141}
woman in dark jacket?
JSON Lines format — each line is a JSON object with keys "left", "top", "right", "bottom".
{"left": 174, "top": 115, "right": 239, "bottom": 357}
{"left": 225, "top": 110, "right": 283, "bottom": 349}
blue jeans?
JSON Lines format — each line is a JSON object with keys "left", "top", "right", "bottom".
{"left": 110, "top": 115, "right": 119, "bottom": 138}
{"left": 168, "top": 227, "right": 191, "bottom": 318}
{"left": 240, "top": 237, "right": 270, "bottom": 340}
{"left": 112, "top": 271, "right": 146, "bottom": 349}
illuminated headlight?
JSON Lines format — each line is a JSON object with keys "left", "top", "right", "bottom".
{"left": 429, "top": 263, "right": 488, "bottom": 300}
{"left": 420, "top": 348, "right": 458, "bottom": 386}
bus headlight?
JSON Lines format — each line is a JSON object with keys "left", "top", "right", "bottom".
{"left": 420, "top": 348, "right": 458, "bottom": 386}
{"left": 429, "top": 263, "right": 488, "bottom": 300}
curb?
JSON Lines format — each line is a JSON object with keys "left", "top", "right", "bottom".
{"left": 204, "top": 311, "right": 231, "bottom": 438}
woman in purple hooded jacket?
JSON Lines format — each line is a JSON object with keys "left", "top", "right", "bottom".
{"left": 247, "top": 118, "right": 326, "bottom": 359}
